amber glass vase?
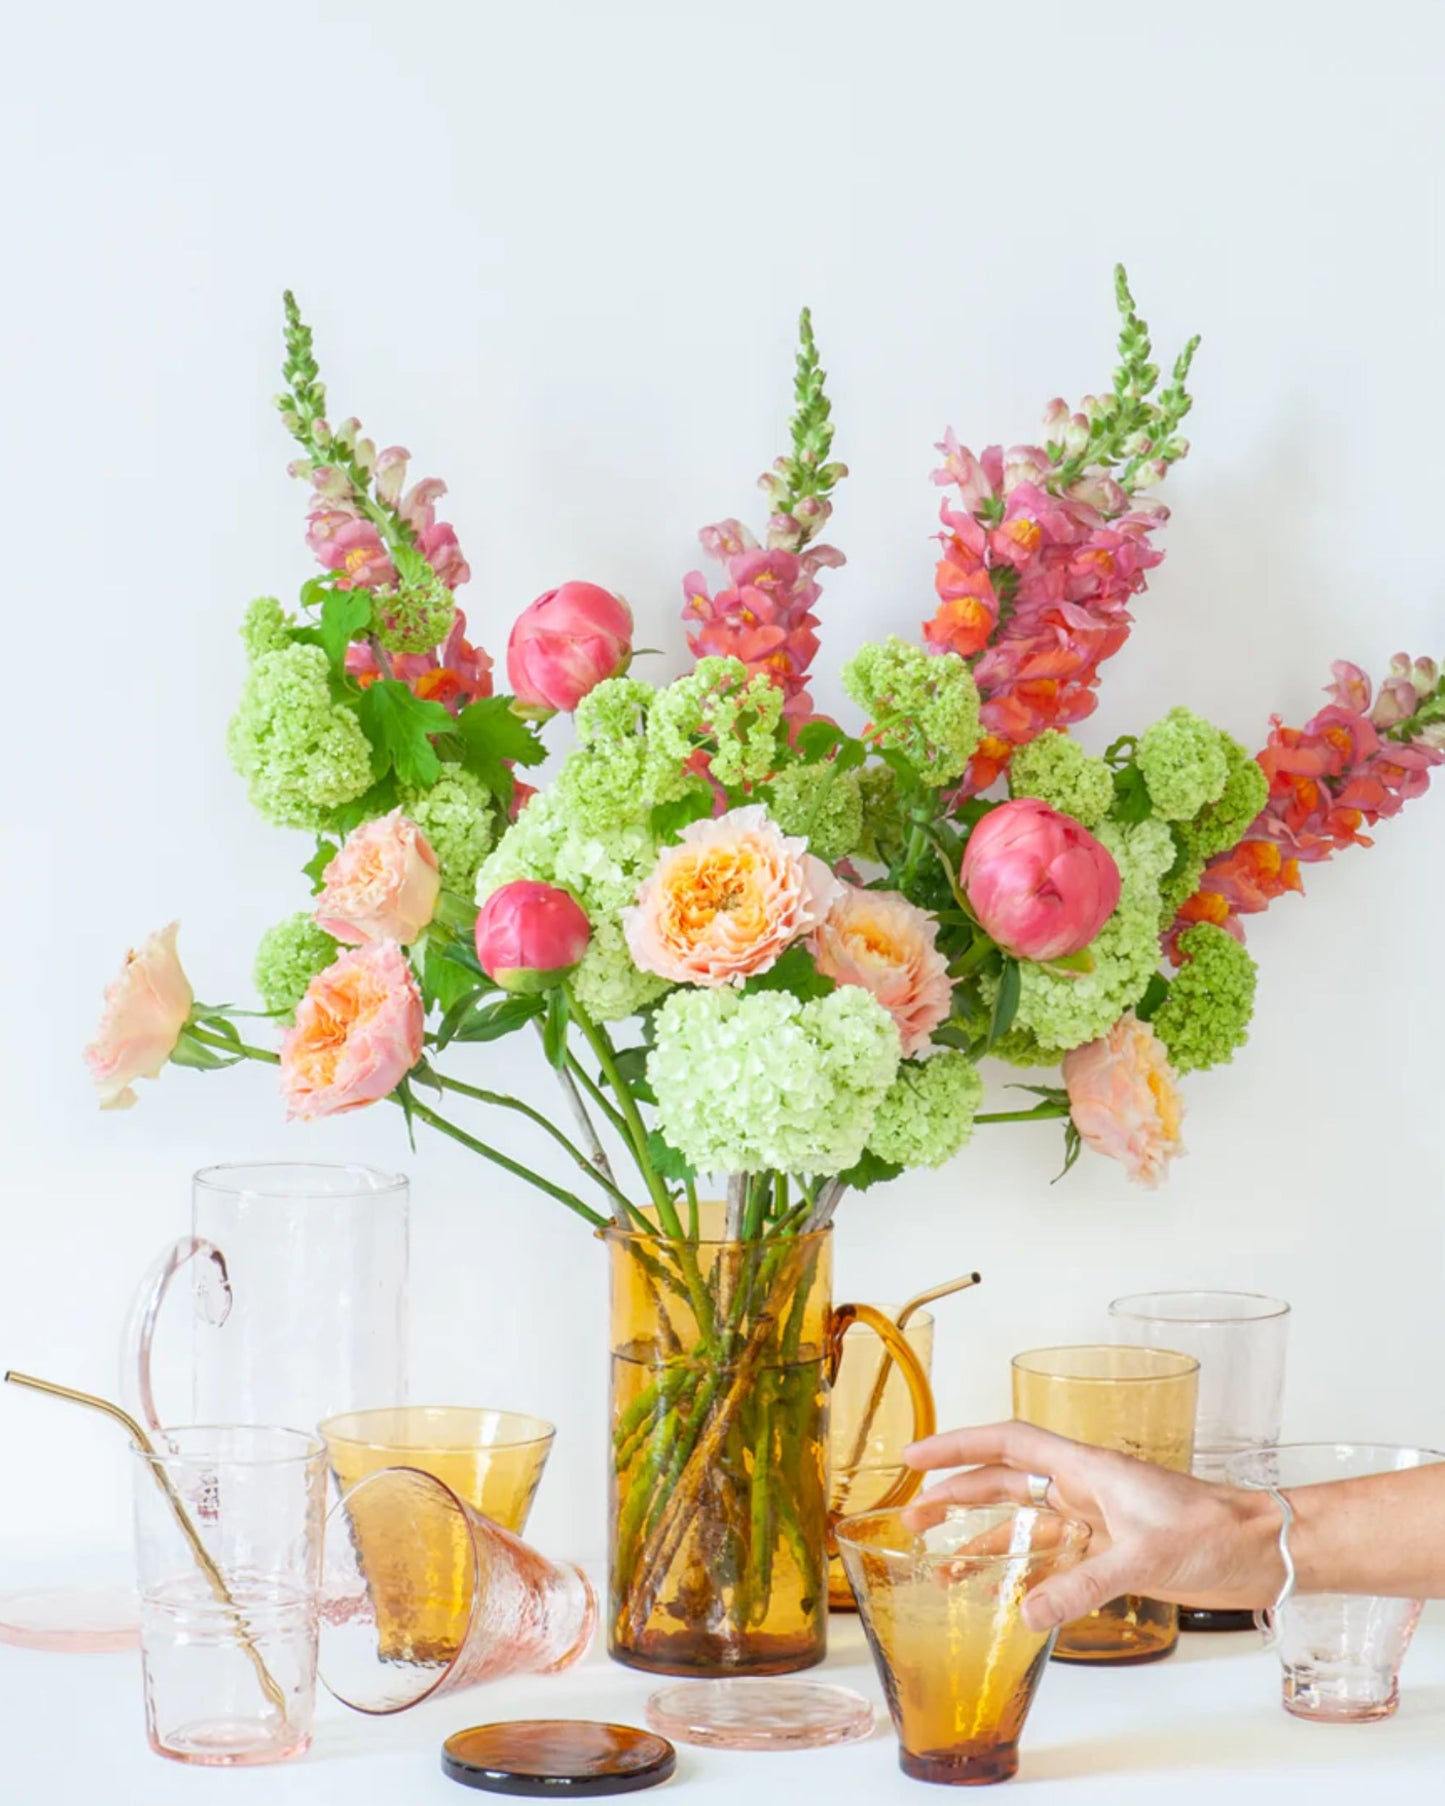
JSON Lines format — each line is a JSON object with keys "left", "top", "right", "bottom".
{"left": 606, "top": 1217, "right": 929, "bottom": 1676}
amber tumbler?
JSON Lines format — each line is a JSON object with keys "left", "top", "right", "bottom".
{"left": 1011, "top": 1345, "right": 1198, "bottom": 1664}
{"left": 836, "top": 1504, "right": 1089, "bottom": 1785}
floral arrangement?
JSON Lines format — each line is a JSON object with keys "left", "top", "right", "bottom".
{"left": 87, "top": 272, "right": 1443, "bottom": 1213}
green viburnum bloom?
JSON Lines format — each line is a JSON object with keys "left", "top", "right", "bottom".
{"left": 1008, "top": 730, "right": 1115, "bottom": 828}
{"left": 768, "top": 762, "right": 864, "bottom": 862}
{"left": 648, "top": 985, "right": 902, "bottom": 1176}
{"left": 1137, "top": 707, "right": 1230, "bottom": 822}
{"left": 372, "top": 572, "right": 456, "bottom": 656}
{"left": 253, "top": 912, "right": 337, "bottom": 1018}
{"left": 867, "top": 1052, "right": 985, "bottom": 1168}
{"left": 1157, "top": 734, "right": 1269, "bottom": 922}
{"left": 556, "top": 678, "right": 655, "bottom": 827}
{"left": 842, "top": 639, "right": 980, "bottom": 786}
{"left": 240, "top": 596, "right": 293, "bottom": 659}
{"left": 227, "top": 643, "right": 375, "bottom": 830}
{"left": 855, "top": 761, "right": 907, "bottom": 866}
{"left": 643, "top": 658, "right": 787, "bottom": 800}
{"left": 400, "top": 767, "right": 497, "bottom": 892}
{"left": 984, "top": 817, "right": 1175, "bottom": 1052}
{"left": 1153, "top": 923, "right": 1258, "bottom": 1073}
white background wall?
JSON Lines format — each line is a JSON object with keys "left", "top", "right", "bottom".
{"left": 2, "top": 0, "right": 1442, "bottom": 1566}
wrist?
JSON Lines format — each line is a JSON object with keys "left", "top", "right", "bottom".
{"left": 1226, "top": 1484, "right": 1291, "bottom": 1609}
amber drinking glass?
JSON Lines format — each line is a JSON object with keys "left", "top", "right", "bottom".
{"left": 828, "top": 1308, "right": 936, "bottom": 1610}
{"left": 319, "top": 1406, "right": 555, "bottom": 1533}
{"left": 1012, "top": 1345, "right": 1198, "bottom": 1664}
{"left": 319, "top": 1467, "right": 595, "bottom": 1713}
{"left": 606, "top": 1216, "right": 931, "bottom": 1676}
{"left": 1109, "top": 1291, "right": 1290, "bottom": 1632}
{"left": 836, "top": 1504, "right": 1090, "bottom": 1786}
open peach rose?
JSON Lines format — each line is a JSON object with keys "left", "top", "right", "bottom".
{"left": 280, "top": 940, "right": 424, "bottom": 1119}
{"left": 624, "top": 804, "right": 840, "bottom": 986}
{"left": 85, "top": 922, "right": 194, "bottom": 1110}
{"left": 1062, "top": 1014, "right": 1185, "bottom": 1188}
{"left": 314, "top": 810, "right": 441, "bottom": 946}
{"left": 811, "top": 885, "right": 953, "bottom": 1056}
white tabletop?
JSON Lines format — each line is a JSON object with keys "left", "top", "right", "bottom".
{"left": 2, "top": 1561, "right": 1442, "bottom": 1805}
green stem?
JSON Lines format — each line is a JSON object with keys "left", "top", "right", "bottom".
{"left": 566, "top": 985, "right": 680, "bottom": 1235}
{"left": 185, "top": 1025, "right": 280, "bottom": 1064}
{"left": 408, "top": 1099, "right": 608, "bottom": 1228}
{"left": 976, "top": 1103, "right": 1070, "bottom": 1124}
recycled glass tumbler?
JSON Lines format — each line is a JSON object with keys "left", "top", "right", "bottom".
{"left": 133, "top": 1427, "right": 327, "bottom": 1766}
{"left": 836, "top": 1503, "right": 1090, "bottom": 1785}
{"left": 1227, "top": 1443, "right": 1445, "bottom": 1721}
{"left": 319, "top": 1466, "right": 595, "bottom": 1713}
{"left": 1108, "top": 1291, "right": 1290, "bottom": 1631}
{"left": 319, "top": 1406, "right": 555, "bottom": 1533}
{"left": 1012, "top": 1345, "right": 1198, "bottom": 1664}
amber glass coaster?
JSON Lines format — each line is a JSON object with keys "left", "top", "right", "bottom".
{"left": 645, "top": 1678, "right": 876, "bottom": 1751}
{"left": 442, "top": 1722, "right": 676, "bottom": 1795}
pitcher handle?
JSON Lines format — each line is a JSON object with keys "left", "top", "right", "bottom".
{"left": 826, "top": 1302, "right": 936, "bottom": 1518}
{"left": 120, "top": 1236, "right": 232, "bottom": 1434}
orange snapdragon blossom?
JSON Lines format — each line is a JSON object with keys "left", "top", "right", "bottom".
{"left": 624, "top": 804, "right": 839, "bottom": 987}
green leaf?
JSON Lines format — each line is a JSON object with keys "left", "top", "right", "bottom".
{"left": 650, "top": 785, "right": 715, "bottom": 844}
{"left": 1103, "top": 734, "right": 1138, "bottom": 769}
{"left": 741, "top": 944, "right": 836, "bottom": 1002}
{"left": 315, "top": 590, "right": 372, "bottom": 678}
{"left": 1134, "top": 972, "right": 1170, "bottom": 1024}
{"left": 542, "top": 986, "right": 571, "bottom": 1069}
{"left": 1111, "top": 762, "right": 1154, "bottom": 824}
{"left": 795, "top": 720, "right": 848, "bottom": 762}
{"left": 393, "top": 1074, "right": 419, "bottom": 1152}
{"left": 605, "top": 1045, "right": 658, "bottom": 1105}
{"left": 453, "top": 696, "right": 547, "bottom": 806}
{"left": 357, "top": 681, "right": 454, "bottom": 789}
{"left": 438, "top": 992, "right": 545, "bottom": 1047}
{"left": 837, "top": 1148, "right": 904, "bottom": 1192}
{"left": 423, "top": 943, "right": 489, "bottom": 1015}
{"left": 328, "top": 777, "right": 399, "bottom": 837}
{"left": 302, "top": 838, "right": 338, "bottom": 894}
{"left": 645, "top": 1131, "right": 695, "bottom": 1183}
{"left": 1037, "top": 947, "right": 1096, "bottom": 978}
{"left": 987, "top": 956, "right": 1022, "bottom": 1048}
{"left": 169, "top": 1027, "right": 244, "bottom": 1072}
{"left": 1052, "top": 1121, "right": 1084, "bottom": 1185}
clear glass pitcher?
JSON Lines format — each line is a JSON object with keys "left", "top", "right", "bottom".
{"left": 124, "top": 1163, "right": 409, "bottom": 1436}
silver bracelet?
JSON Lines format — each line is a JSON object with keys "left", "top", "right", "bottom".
{"left": 1256, "top": 1485, "right": 1296, "bottom": 1647}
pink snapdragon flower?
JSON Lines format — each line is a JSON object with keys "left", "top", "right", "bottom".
{"left": 1063, "top": 1014, "right": 1185, "bottom": 1188}
{"left": 345, "top": 608, "right": 495, "bottom": 715}
{"left": 961, "top": 799, "right": 1120, "bottom": 962}
{"left": 84, "top": 923, "right": 194, "bottom": 1110}
{"left": 507, "top": 582, "right": 633, "bottom": 716}
{"left": 280, "top": 941, "right": 424, "bottom": 1119}
{"left": 315, "top": 811, "right": 441, "bottom": 947}
{"left": 474, "top": 881, "right": 591, "bottom": 994}
{"left": 300, "top": 441, "right": 471, "bottom": 593}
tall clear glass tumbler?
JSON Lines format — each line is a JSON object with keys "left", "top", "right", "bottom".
{"left": 1109, "top": 1291, "right": 1290, "bottom": 1631}
{"left": 132, "top": 1427, "right": 327, "bottom": 1765}
{"left": 1227, "top": 1443, "right": 1445, "bottom": 1722}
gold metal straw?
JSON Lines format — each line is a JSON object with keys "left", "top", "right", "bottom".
{"left": 833, "top": 1272, "right": 982, "bottom": 1513}
{"left": 4, "top": 1370, "right": 289, "bottom": 1719}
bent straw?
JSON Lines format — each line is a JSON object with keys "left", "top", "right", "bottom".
{"left": 4, "top": 1370, "right": 289, "bottom": 1719}
{"left": 832, "top": 1273, "right": 982, "bottom": 1516}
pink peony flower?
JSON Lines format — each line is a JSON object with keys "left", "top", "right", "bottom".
{"left": 507, "top": 582, "right": 633, "bottom": 716}
{"left": 280, "top": 941, "right": 424, "bottom": 1119}
{"left": 84, "top": 923, "right": 194, "bottom": 1110}
{"left": 1062, "top": 1015, "right": 1185, "bottom": 1188}
{"left": 315, "top": 811, "right": 441, "bottom": 947}
{"left": 961, "top": 799, "right": 1120, "bottom": 962}
{"left": 474, "top": 880, "right": 591, "bottom": 994}
{"left": 624, "top": 804, "right": 840, "bottom": 987}
{"left": 810, "top": 885, "right": 953, "bottom": 1056}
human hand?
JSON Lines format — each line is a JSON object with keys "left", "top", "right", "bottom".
{"left": 903, "top": 1420, "right": 1281, "bottom": 1633}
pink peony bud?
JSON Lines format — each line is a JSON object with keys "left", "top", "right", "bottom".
{"left": 961, "top": 799, "right": 1121, "bottom": 963}
{"left": 85, "top": 923, "right": 195, "bottom": 1110}
{"left": 475, "top": 880, "right": 591, "bottom": 993}
{"left": 315, "top": 810, "right": 441, "bottom": 947}
{"left": 506, "top": 582, "right": 633, "bottom": 716}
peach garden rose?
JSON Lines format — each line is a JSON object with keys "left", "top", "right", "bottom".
{"left": 810, "top": 884, "right": 952, "bottom": 1057}
{"left": 1062, "top": 1013, "right": 1185, "bottom": 1187}
{"left": 280, "top": 939, "right": 424, "bottom": 1119}
{"left": 624, "top": 804, "right": 840, "bottom": 987}
{"left": 314, "top": 809, "right": 441, "bottom": 947}
{"left": 84, "top": 922, "right": 194, "bottom": 1110}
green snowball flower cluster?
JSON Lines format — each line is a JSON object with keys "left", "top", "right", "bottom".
{"left": 842, "top": 639, "right": 980, "bottom": 785}
{"left": 373, "top": 573, "right": 456, "bottom": 656}
{"left": 240, "top": 596, "right": 293, "bottom": 659}
{"left": 991, "top": 817, "right": 1174, "bottom": 1052}
{"left": 867, "top": 1052, "right": 985, "bottom": 1168}
{"left": 400, "top": 767, "right": 497, "bottom": 892}
{"left": 648, "top": 985, "right": 902, "bottom": 1176}
{"left": 253, "top": 912, "right": 337, "bottom": 1018}
{"left": 854, "top": 762, "right": 907, "bottom": 865}
{"left": 476, "top": 789, "right": 665, "bottom": 1022}
{"left": 227, "top": 643, "right": 374, "bottom": 830}
{"left": 1008, "top": 730, "right": 1115, "bottom": 828}
{"left": 768, "top": 762, "right": 864, "bottom": 862}
{"left": 1157, "top": 734, "right": 1269, "bottom": 922}
{"left": 644, "top": 658, "right": 787, "bottom": 800}
{"left": 1137, "top": 707, "right": 1229, "bottom": 821}
{"left": 1152, "top": 923, "right": 1258, "bottom": 1073}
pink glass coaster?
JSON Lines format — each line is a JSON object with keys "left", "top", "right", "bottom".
{"left": 644, "top": 1678, "right": 876, "bottom": 1751}
{"left": 0, "top": 1585, "right": 140, "bottom": 1653}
